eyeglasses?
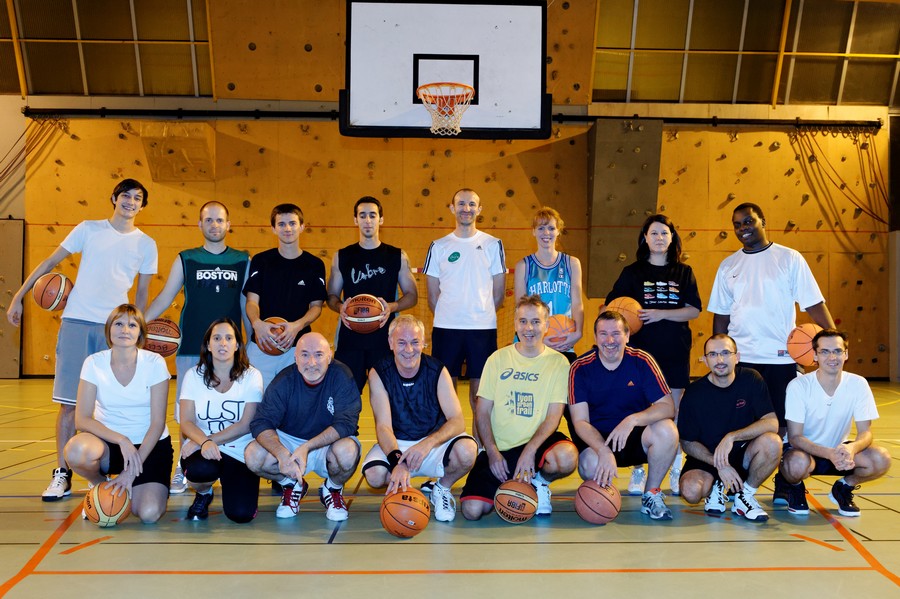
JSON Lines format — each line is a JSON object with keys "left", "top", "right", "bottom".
{"left": 705, "top": 350, "right": 735, "bottom": 360}
{"left": 816, "top": 348, "right": 846, "bottom": 357}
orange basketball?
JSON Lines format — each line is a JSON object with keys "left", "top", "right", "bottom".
{"left": 547, "top": 314, "right": 576, "bottom": 343}
{"left": 259, "top": 316, "right": 290, "bottom": 356}
{"left": 145, "top": 318, "right": 182, "bottom": 357}
{"left": 32, "top": 272, "right": 73, "bottom": 311}
{"left": 83, "top": 482, "right": 131, "bottom": 527}
{"left": 574, "top": 480, "right": 621, "bottom": 525}
{"left": 344, "top": 294, "right": 384, "bottom": 334}
{"left": 604, "top": 296, "right": 643, "bottom": 334}
{"left": 493, "top": 480, "right": 538, "bottom": 524}
{"left": 380, "top": 488, "right": 431, "bottom": 538}
{"left": 787, "top": 323, "right": 823, "bottom": 367}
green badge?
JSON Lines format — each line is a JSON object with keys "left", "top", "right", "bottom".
{"left": 448, "top": 252, "right": 460, "bottom": 263}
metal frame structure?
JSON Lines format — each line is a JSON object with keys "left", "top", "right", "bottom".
{"left": 598, "top": 0, "right": 900, "bottom": 107}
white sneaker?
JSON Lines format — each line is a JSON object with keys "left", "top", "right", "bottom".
{"left": 628, "top": 467, "right": 646, "bottom": 496}
{"left": 640, "top": 489, "right": 673, "bottom": 521}
{"left": 704, "top": 480, "right": 727, "bottom": 514}
{"left": 430, "top": 482, "right": 457, "bottom": 522}
{"left": 169, "top": 466, "right": 188, "bottom": 495}
{"left": 732, "top": 489, "right": 769, "bottom": 522}
{"left": 533, "top": 481, "right": 552, "bottom": 515}
{"left": 319, "top": 484, "right": 349, "bottom": 522}
{"left": 275, "top": 479, "right": 308, "bottom": 519}
{"left": 42, "top": 468, "right": 72, "bottom": 502}
{"left": 669, "top": 463, "right": 681, "bottom": 496}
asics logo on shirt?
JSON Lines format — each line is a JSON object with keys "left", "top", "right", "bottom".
{"left": 499, "top": 368, "right": 540, "bottom": 382}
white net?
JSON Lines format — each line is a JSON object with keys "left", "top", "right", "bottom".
{"left": 416, "top": 82, "right": 475, "bottom": 136}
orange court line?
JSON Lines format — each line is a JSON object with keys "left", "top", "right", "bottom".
{"left": 790, "top": 533, "right": 844, "bottom": 552}
{"left": 32, "top": 566, "right": 874, "bottom": 577}
{"left": 0, "top": 505, "right": 80, "bottom": 596}
{"left": 59, "top": 536, "right": 113, "bottom": 555}
{"left": 807, "top": 493, "right": 900, "bottom": 587}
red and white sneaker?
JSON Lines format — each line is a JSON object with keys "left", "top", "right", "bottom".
{"left": 275, "top": 478, "right": 308, "bottom": 519}
{"left": 319, "top": 485, "right": 349, "bottom": 521}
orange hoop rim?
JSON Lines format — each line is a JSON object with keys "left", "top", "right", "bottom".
{"left": 416, "top": 82, "right": 475, "bottom": 111}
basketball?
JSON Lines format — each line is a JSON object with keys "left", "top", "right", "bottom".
{"left": 604, "top": 296, "right": 643, "bottom": 334}
{"left": 546, "top": 314, "right": 576, "bottom": 343}
{"left": 260, "top": 316, "right": 290, "bottom": 356}
{"left": 83, "top": 482, "right": 131, "bottom": 527}
{"left": 344, "top": 294, "right": 385, "bottom": 334}
{"left": 380, "top": 488, "right": 431, "bottom": 538}
{"left": 574, "top": 480, "right": 621, "bottom": 525}
{"left": 32, "top": 272, "right": 73, "bottom": 311}
{"left": 145, "top": 318, "right": 182, "bottom": 357}
{"left": 787, "top": 323, "right": 823, "bottom": 367}
{"left": 493, "top": 480, "right": 538, "bottom": 524}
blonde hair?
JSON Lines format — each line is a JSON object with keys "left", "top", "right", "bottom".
{"left": 104, "top": 304, "right": 147, "bottom": 349}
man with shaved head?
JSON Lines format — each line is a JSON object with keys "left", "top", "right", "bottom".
{"left": 245, "top": 332, "right": 361, "bottom": 521}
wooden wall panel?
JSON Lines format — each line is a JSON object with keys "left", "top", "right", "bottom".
{"left": 209, "top": 1, "right": 345, "bottom": 101}
{"left": 20, "top": 119, "right": 592, "bottom": 374}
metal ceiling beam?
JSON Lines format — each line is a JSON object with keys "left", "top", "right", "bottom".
{"left": 772, "top": 0, "right": 794, "bottom": 107}
{"left": 836, "top": 1, "right": 860, "bottom": 105}
{"left": 4, "top": 0, "right": 26, "bottom": 98}
{"left": 731, "top": 0, "right": 750, "bottom": 104}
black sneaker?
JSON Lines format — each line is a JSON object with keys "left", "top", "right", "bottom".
{"left": 772, "top": 472, "right": 790, "bottom": 506}
{"left": 787, "top": 480, "right": 809, "bottom": 515}
{"left": 187, "top": 490, "right": 214, "bottom": 520}
{"left": 829, "top": 479, "right": 861, "bottom": 517}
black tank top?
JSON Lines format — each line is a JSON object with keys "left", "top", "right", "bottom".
{"left": 337, "top": 243, "right": 401, "bottom": 349}
{"left": 373, "top": 353, "right": 446, "bottom": 440}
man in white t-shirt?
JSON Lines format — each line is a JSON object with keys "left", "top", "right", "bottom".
{"left": 423, "top": 188, "right": 506, "bottom": 442}
{"left": 778, "top": 329, "right": 890, "bottom": 517}
{"left": 707, "top": 202, "right": 835, "bottom": 504}
{"left": 6, "top": 179, "right": 158, "bottom": 501}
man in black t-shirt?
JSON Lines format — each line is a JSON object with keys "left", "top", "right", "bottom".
{"left": 678, "top": 334, "right": 781, "bottom": 522}
{"left": 361, "top": 315, "right": 476, "bottom": 523}
{"left": 326, "top": 196, "right": 418, "bottom": 391}
{"left": 243, "top": 203, "right": 327, "bottom": 389}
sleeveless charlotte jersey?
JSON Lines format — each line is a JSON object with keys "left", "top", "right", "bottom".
{"left": 337, "top": 243, "right": 401, "bottom": 350}
{"left": 372, "top": 353, "right": 446, "bottom": 441}
{"left": 179, "top": 247, "right": 249, "bottom": 356}
{"left": 523, "top": 253, "right": 573, "bottom": 317}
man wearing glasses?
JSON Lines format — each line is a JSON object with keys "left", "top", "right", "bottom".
{"left": 677, "top": 334, "right": 782, "bottom": 522}
{"left": 361, "top": 315, "right": 477, "bottom": 523}
{"left": 777, "top": 329, "right": 891, "bottom": 517}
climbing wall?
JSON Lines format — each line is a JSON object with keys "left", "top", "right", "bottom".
{"left": 657, "top": 127, "right": 889, "bottom": 377}
{"left": 19, "top": 118, "right": 592, "bottom": 374}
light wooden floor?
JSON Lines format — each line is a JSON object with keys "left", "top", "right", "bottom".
{"left": 1, "top": 378, "right": 898, "bottom": 598}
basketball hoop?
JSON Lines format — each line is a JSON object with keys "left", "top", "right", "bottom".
{"left": 416, "top": 82, "right": 475, "bottom": 136}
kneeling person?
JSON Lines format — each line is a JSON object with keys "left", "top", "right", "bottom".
{"left": 362, "top": 315, "right": 477, "bottom": 522}
{"left": 569, "top": 310, "right": 679, "bottom": 521}
{"left": 179, "top": 319, "right": 264, "bottom": 523}
{"left": 245, "top": 333, "right": 362, "bottom": 521}
{"left": 779, "top": 329, "right": 891, "bottom": 517}
{"left": 678, "top": 334, "right": 781, "bottom": 522}
{"left": 460, "top": 295, "right": 578, "bottom": 520}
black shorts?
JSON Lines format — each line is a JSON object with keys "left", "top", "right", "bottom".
{"left": 785, "top": 441, "right": 855, "bottom": 477}
{"left": 680, "top": 441, "right": 750, "bottom": 481}
{"left": 103, "top": 436, "right": 174, "bottom": 488}
{"left": 598, "top": 425, "right": 648, "bottom": 468}
{"left": 431, "top": 327, "right": 497, "bottom": 379}
{"left": 334, "top": 344, "right": 392, "bottom": 392}
{"left": 739, "top": 362, "right": 799, "bottom": 426}
{"left": 460, "top": 431, "right": 574, "bottom": 503}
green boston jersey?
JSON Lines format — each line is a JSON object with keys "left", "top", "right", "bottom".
{"left": 178, "top": 246, "right": 249, "bottom": 356}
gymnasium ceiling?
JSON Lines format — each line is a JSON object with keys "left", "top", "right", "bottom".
{"left": 0, "top": 0, "right": 899, "bottom": 108}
